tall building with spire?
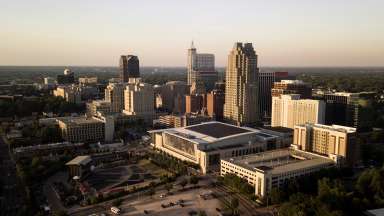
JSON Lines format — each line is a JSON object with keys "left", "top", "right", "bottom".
{"left": 223, "top": 42, "right": 260, "bottom": 126}
{"left": 187, "top": 42, "right": 217, "bottom": 91}
{"left": 119, "top": 55, "right": 140, "bottom": 82}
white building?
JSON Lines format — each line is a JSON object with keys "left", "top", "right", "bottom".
{"left": 221, "top": 148, "right": 335, "bottom": 198}
{"left": 105, "top": 82, "right": 127, "bottom": 113}
{"left": 122, "top": 78, "right": 154, "bottom": 122}
{"left": 149, "top": 121, "right": 285, "bottom": 174}
{"left": 271, "top": 94, "right": 325, "bottom": 129}
{"left": 187, "top": 42, "right": 217, "bottom": 90}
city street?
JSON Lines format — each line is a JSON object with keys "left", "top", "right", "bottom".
{"left": 0, "top": 137, "right": 24, "bottom": 216}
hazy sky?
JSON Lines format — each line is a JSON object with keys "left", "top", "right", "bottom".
{"left": 1, "top": 0, "right": 383, "bottom": 67}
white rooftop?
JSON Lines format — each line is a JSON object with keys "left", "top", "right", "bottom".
{"left": 149, "top": 121, "right": 277, "bottom": 144}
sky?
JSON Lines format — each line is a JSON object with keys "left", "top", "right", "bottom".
{"left": 0, "top": 0, "right": 383, "bottom": 67}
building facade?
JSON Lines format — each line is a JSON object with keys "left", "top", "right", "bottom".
{"left": 57, "top": 68, "right": 75, "bottom": 84}
{"left": 271, "top": 80, "right": 311, "bottom": 99}
{"left": 258, "top": 71, "right": 275, "bottom": 119}
{"left": 119, "top": 55, "right": 140, "bottom": 82}
{"left": 122, "top": 78, "right": 154, "bottom": 122}
{"left": 86, "top": 100, "right": 112, "bottom": 117}
{"left": 292, "top": 123, "right": 358, "bottom": 166}
{"left": 57, "top": 116, "right": 114, "bottom": 143}
{"left": 223, "top": 42, "right": 259, "bottom": 126}
{"left": 149, "top": 121, "right": 283, "bottom": 174}
{"left": 159, "top": 81, "right": 190, "bottom": 113}
{"left": 221, "top": 148, "right": 335, "bottom": 198}
{"left": 271, "top": 94, "right": 325, "bottom": 129}
{"left": 53, "top": 85, "right": 81, "bottom": 104}
{"left": 105, "top": 82, "right": 127, "bottom": 113}
{"left": 187, "top": 42, "right": 218, "bottom": 91}
{"left": 318, "top": 92, "right": 375, "bottom": 130}
{"left": 207, "top": 88, "right": 225, "bottom": 120}
{"left": 79, "top": 77, "right": 98, "bottom": 85}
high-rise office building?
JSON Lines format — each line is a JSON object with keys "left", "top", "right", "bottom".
{"left": 57, "top": 68, "right": 75, "bottom": 84}
{"left": 119, "top": 55, "right": 140, "bottom": 82}
{"left": 258, "top": 71, "right": 275, "bottom": 119}
{"left": 185, "top": 94, "right": 205, "bottom": 114}
{"left": 187, "top": 42, "right": 217, "bottom": 91}
{"left": 105, "top": 82, "right": 127, "bottom": 113}
{"left": 122, "top": 78, "right": 154, "bottom": 122}
{"left": 53, "top": 85, "right": 81, "bottom": 104}
{"left": 271, "top": 80, "right": 312, "bottom": 98}
{"left": 318, "top": 92, "right": 375, "bottom": 130}
{"left": 223, "top": 42, "right": 259, "bottom": 126}
{"left": 207, "top": 88, "right": 225, "bottom": 120}
{"left": 293, "top": 123, "right": 358, "bottom": 166}
{"left": 159, "top": 81, "right": 190, "bottom": 113}
{"left": 271, "top": 94, "right": 325, "bottom": 129}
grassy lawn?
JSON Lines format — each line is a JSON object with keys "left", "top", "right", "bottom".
{"left": 138, "top": 159, "right": 171, "bottom": 177}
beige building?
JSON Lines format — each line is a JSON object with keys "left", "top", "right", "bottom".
{"left": 57, "top": 116, "right": 114, "bottom": 143}
{"left": 221, "top": 148, "right": 335, "bottom": 198}
{"left": 149, "top": 121, "right": 284, "bottom": 174}
{"left": 292, "top": 123, "right": 357, "bottom": 165}
{"left": 79, "top": 77, "right": 98, "bottom": 85}
{"left": 157, "top": 114, "right": 212, "bottom": 128}
{"left": 122, "top": 78, "right": 154, "bottom": 122}
{"left": 271, "top": 94, "right": 325, "bottom": 129}
{"left": 86, "top": 100, "right": 112, "bottom": 117}
{"left": 159, "top": 81, "right": 190, "bottom": 113}
{"left": 223, "top": 42, "right": 259, "bottom": 126}
{"left": 105, "top": 82, "right": 127, "bottom": 113}
{"left": 53, "top": 85, "right": 81, "bottom": 104}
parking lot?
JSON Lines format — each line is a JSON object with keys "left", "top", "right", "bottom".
{"left": 118, "top": 187, "right": 221, "bottom": 216}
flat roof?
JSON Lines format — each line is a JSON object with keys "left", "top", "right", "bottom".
{"left": 66, "top": 155, "right": 92, "bottom": 166}
{"left": 148, "top": 121, "right": 278, "bottom": 144}
{"left": 223, "top": 148, "right": 334, "bottom": 175}
{"left": 186, "top": 122, "right": 252, "bottom": 138}
{"left": 58, "top": 117, "right": 102, "bottom": 125}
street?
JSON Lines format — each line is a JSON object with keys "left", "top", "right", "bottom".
{"left": 0, "top": 137, "right": 25, "bottom": 216}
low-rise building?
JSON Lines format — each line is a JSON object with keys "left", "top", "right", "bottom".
{"left": 86, "top": 100, "right": 112, "bottom": 117}
{"left": 221, "top": 148, "right": 335, "bottom": 198}
{"left": 53, "top": 85, "right": 81, "bottom": 104}
{"left": 79, "top": 77, "right": 98, "bottom": 85}
{"left": 292, "top": 123, "right": 358, "bottom": 166}
{"left": 66, "top": 155, "right": 92, "bottom": 179}
{"left": 57, "top": 116, "right": 114, "bottom": 143}
{"left": 271, "top": 94, "right": 325, "bottom": 129}
{"left": 149, "top": 121, "right": 284, "bottom": 174}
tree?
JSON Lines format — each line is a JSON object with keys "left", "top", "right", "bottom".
{"left": 197, "top": 210, "right": 207, "bottom": 216}
{"left": 180, "top": 178, "right": 188, "bottom": 190}
{"left": 112, "top": 198, "right": 123, "bottom": 207}
{"left": 165, "top": 183, "right": 173, "bottom": 193}
{"left": 189, "top": 175, "right": 199, "bottom": 186}
{"left": 229, "top": 197, "right": 239, "bottom": 215}
{"left": 147, "top": 187, "right": 155, "bottom": 198}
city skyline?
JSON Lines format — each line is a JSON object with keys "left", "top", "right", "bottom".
{"left": 1, "top": 0, "right": 384, "bottom": 67}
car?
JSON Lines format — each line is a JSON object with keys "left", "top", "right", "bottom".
{"left": 159, "top": 194, "right": 167, "bottom": 198}
{"left": 111, "top": 206, "right": 121, "bottom": 215}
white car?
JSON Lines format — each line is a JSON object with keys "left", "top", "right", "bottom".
{"left": 111, "top": 206, "right": 121, "bottom": 215}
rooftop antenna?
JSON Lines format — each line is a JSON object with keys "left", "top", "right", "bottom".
{"left": 191, "top": 40, "right": 195, "bottom": 49}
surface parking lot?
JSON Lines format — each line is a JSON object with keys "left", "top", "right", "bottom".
{"left": 118, "top": 188, "right": 221, "bottom": 216}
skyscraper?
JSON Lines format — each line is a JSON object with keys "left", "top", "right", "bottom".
{"left": 105, "top": 82, "right": 127, "bottom": 113}
{"left": 223, "top": 42, "right": 259, "bottom": 126}
{"left": 187, "top": 42, "right": 217, "bottom": 91}
{"left": 258, "top": 71, "right": 275, "bottom": 119}
{"left": 271, "top": 94, "right": 325, "bottom": 129}
{"left": 123, "top": 78, "right": 154, "bottom": 122}
{"left": 293, "top": 123, "right": 358, "bottom": 166}
{"left": 119, "top": 55, "right": 140, "bottom": 82}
